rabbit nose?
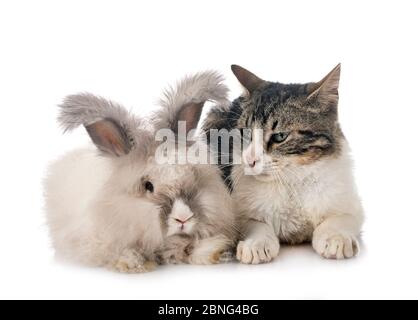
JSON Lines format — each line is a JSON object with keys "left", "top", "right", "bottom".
{"left": 175, "top": 218, "right": 185, "bottom": 224}
{"left": 171, "top": 199, "right": 194, "bottom": 227}
{"left": 175, "top": 216, "right": 192, "bottom": 225}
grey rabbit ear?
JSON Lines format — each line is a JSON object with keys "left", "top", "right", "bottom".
{"left": 231, "top": 64, "right": 265, "bottom": 94}
{"left": 306, "top": 63, "right": 341, "bottom": 108}
{"left": 154, "top": 71, "right": 229, "bottom": 136}
{"left": 85, "top": 118, "right": 131, "bottom": 157}
{"left": 174, "top": 101, "right": 205, "bottom": 134}
{"left": 58, "top": 93, "right": 139, "bottom": 157}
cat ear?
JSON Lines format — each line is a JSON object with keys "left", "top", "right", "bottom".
{"left": 306, "top": 63, "right": 341, "bottom": 108}
{"left": 231, "top": 65, "right": 265, "bottom": 94}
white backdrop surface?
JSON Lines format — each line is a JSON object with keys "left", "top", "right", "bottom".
{"left": 0, "top": 0, "right": 417, "bottom": 299}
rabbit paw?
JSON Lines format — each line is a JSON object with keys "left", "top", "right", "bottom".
{"left": 188, "top": 250, "right": 223, "bottom": 265}
{"left": 218, "top": 250, "right": 237, "bottom": 263}
{"left": 157, "top": 235, "right": 192, "bottom": 265}
{"left": 188, "top": 236, "right": 234, "bottom": 265}
{"left": 237, "top": 237, "right": 280, "bottom": 264}
{"left": 113, "top": 249, "right": 157, "bottom": 274}
{"left": 312, "top": 232, "right": 359, "bottom": 259}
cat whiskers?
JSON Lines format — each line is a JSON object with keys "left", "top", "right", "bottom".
{"left": 199, "top": 203, "right": 245, "bottom": 239}
{"left": 229, "top": 166, "right": 245, "bottom": 192}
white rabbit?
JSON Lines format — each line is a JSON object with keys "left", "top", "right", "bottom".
{"left": 44, "top": 71, "right": 237, "bottom": 273}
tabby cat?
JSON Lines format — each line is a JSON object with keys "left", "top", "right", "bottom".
{"left": 203, "top": 64, "right": 364, "bottom": 263}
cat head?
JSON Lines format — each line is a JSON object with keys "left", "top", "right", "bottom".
{"left": 230, "top": 64, "right": 344, "bottom": 177}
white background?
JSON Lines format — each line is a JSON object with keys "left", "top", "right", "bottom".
{"left": 0, "top": 0, "right": 417, "bottom": 300}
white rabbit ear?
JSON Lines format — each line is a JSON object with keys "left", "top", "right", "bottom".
{"left": 154, "top": 71, "right": 229, "bottom": 135}
{"left": 59, "top": 93, "right": 140, "bottom": 157}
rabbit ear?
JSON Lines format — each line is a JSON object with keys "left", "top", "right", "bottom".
{"left": 174, "top": 101, "right": 205, "bottom": 133}
{"left": 85, "top": 118, "right": 131, "bottom": 157}
{"left": 58, "top": 93, "right": 140, "bottom": 157}
{"left": 154, "top": 71, "right": 229, "bottom": 135}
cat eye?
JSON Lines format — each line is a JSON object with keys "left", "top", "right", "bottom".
{"left": 270, "top": 132, "right": 289, "bottom": 144}
{"left": 144, "top": 181, "right": 154, "bottom": 193}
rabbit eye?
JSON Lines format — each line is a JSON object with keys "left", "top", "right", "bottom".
{"left": 144, "top": 181, "right": 154, "bottom": 193}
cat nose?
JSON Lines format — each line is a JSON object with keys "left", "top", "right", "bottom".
{"left": 246, "top": 155, "right": 260, "bottom": 168}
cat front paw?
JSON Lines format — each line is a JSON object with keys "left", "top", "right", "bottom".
{"left": 313, "top": 232, "right": 359, "bottom": 260}
{"left": 237, "top": 237, "right": 280, "bottom": 264}
{"left": 112, "top": 249, "right": 157, "bottom": 274}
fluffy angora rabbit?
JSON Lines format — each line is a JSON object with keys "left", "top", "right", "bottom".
{"left": 44, "top": 71, "right": 237, "bottom": 273}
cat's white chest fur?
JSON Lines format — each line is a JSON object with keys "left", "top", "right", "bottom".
{"left": 231, "top": 144, "right": 362, "bottom": 244}
{"left": 233, "top": 174, "right": 314, "bottom": 244}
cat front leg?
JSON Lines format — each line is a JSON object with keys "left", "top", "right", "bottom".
{"left": 312, "top": 214, "right": 362, "bottom": 259}
{"left": 237, "top": 220, "right": 280, "bottom": 264}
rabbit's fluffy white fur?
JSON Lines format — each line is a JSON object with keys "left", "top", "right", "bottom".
{"left": 45, "top": 71, "right": 236, "bottom": 273}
